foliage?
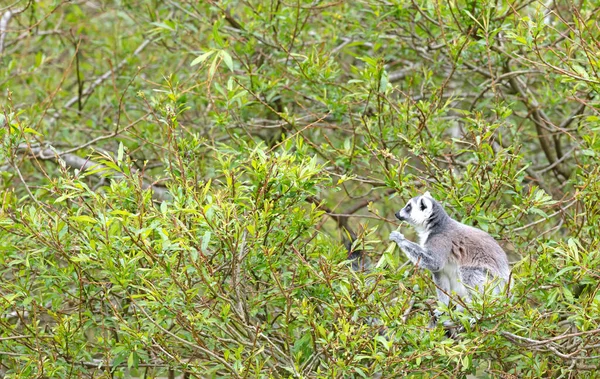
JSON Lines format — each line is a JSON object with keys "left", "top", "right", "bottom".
{"left": 1, "top": 0, "right": 600, "bottom": 377}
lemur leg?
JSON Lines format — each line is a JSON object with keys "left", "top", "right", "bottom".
{"left": 458, "top": 267, "right": 489, "bottom": 295}
{"left": 431, "top": 267, "right": 486, "bottom": 331}
{"left": 431, "top": 273, "right": 451, "bottom": 306}
{"left": 429, "top": 271, "right": 450, "bottom": 327}
{"left": 389, "top": 231, "right": 443, "bottom": 272}
{"left": 460, "top": 266, "right": 507, "bottom": 296}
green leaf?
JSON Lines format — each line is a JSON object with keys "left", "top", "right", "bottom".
{"left": 70, "top": 215, "right": 97, "bottom": 224}
{"left": 117, "top": 142, "right": 124, "bottom": 164}
{"left": 24, "top": 127, "right": 42, "bottom": 136}
{"left": 379, "top": 70, "right": 388, "bottom": 93}
{"left": 202, "top": 231, "right": 211, "bottom": 251}
{"left": 191, "top": 50, "right": 215, "bottom": 66}
{"left": 128, "top": 352, "right": 134, "bottom": 369}
{"left": 221, "top": 50, "right": 234, "bottom": 72}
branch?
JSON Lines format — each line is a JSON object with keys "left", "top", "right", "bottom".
{"left": 501, "top": 328, "right": 600, "bottom": 363}
{"left": 559, "top": 99, "right": 588, "bottom": 130}
{"left": 0, "top": 2, "right": 29, "bottom": 55}
{"left": 307, "top": 188, "right": 396, "bottom": 270}
{"left": 16, "top": 144, "right": 170, "bottom": 201}
{"left": 506, "top": 67, "right": 572, "bottom": 179}
{"left": 0, "top": 1, "right": 41, "bottom": 55}
{"left": 0, "top": 7, "right": 13, "bottom": 55}
{"left": 135, "top": 302, "right": 241, "bottom": 378}
{"left": 51, "top": 38, "right": 153, "bottom": 118}
{"left": 502, "top": 327, "right": 600, "bottom": 347}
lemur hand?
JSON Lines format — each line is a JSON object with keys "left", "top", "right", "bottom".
{"left": 389, "top": 231, "right": 405, "bottom": 243}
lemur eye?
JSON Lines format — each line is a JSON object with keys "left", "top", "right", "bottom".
{"left": 405, "top": 204, "right": 412, "bottom": 212}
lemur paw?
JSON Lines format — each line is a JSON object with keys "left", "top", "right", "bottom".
{"left": 432, "top": 309, "right": 444, "bottom": 319}
{"left": 389, "top": 231, "right": 405, "bottom": 243}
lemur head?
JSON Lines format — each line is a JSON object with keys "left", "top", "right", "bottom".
{"left": 395, "top": 191, "right": 437, "bottom": 228}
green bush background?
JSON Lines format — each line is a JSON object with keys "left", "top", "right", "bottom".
{"left": 1, "top": 0, "right": 599, "bottom": 377}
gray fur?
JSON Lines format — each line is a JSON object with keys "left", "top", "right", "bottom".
{"left": 389, "top": 192, "right": 510, "bottom": 311}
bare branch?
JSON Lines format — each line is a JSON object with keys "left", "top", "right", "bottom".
{"left": 52, "top": 38, "right": 153, "bottom": 118}
{"left": 16, "top": 144, "right": 170, "bottom": 201}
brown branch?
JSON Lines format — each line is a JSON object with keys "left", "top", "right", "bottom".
{"left": 307, "top": 187, "right": 396, "bottom": 271}
{"left": 559, "top": 99, "right": 588, "bottom": 130}
{"left": 306, "top": 196, "right": 355, "bottom": 241}
{"left": 52, "top": 38, "right": 153, "bottom": 118}
{"left": 17, "top": 144, "right": 170, "bottom": 201}
{"left": 223, "top": 7, "right": 245, "bottom": 31}
{"left": 502, "top": 327, "right": 600, "bottom": 347}
{"left": 307, "top": 188, "right": 395, "bottom": 241}
{"left": 135, "top": 302, "right": 241, "bottom": 378}
{"left": 0, "top": 1, "right": 32, "bottom": 55}
{"left": 506, "top": 67, "right": 572, "bottom": 179}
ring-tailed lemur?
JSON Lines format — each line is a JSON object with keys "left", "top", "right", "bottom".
{"left": 389, "top": 191, "right": 510, "bottom": 318}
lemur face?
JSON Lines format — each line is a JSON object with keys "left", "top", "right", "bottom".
{"left": 395, "top": 192, "right": 434, "bottom": 227}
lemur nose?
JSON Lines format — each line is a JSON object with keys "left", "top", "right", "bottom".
{"left": 395, "top": 211, "right": 404, "bottom": 221}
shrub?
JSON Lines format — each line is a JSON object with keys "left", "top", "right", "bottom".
{"left": 1, "top": 1, "right": 599, "bottom": 377}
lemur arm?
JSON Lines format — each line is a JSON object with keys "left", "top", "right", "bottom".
{"left": 389, "top": 231, "right": 444, "bottom": 272}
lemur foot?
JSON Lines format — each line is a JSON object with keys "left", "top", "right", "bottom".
{"left": 432, "top": 309, "right": 444, "bottom": 319}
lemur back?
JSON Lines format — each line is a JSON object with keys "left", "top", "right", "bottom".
{"left": 390, "top": 192, "right": 510, "bottom": 309}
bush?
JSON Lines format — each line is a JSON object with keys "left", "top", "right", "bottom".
{"left": 1, "top": 1, "right": 599, "bottom": 377}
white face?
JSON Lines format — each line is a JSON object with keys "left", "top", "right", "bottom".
{"left": 395, "top": 192, "right": 434, "bottom": 228}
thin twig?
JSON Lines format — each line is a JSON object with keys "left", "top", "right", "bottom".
{"left": 135, "top": 302, "right": 241, "bottom": 377}
{"left": 53, "top": 38, "right": 153, "bottom": 117}
{"left": 17, "top": 144, "right": 170, "bottom": 201}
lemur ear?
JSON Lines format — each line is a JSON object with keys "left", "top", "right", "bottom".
{"left": 423, "top": 191, "right": 433, "bottom": 199}
{"left": 419, "top": 197, "right": 430, "bottom": 211}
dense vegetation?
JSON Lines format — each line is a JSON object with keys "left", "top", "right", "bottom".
{"left": 1, "top": 0, "right": 600, "bottom": 377}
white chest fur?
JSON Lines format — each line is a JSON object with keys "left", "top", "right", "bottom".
{"left": 416, "top": 228, "right": 430, "bottom": 247}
